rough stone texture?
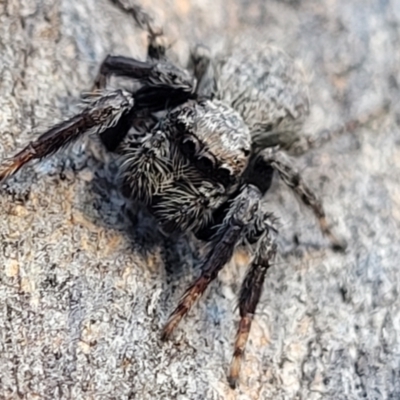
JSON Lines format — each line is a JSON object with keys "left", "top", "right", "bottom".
{"left": 1, "top": 0, "right": 400, "bottom": 399}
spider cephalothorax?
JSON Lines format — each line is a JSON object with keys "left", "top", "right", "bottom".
{"left": 0, "top": 1, "right": 346, "bottom": 388}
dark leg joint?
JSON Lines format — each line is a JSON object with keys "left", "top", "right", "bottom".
{"left": 93, "top": 55, "right": 154, "bottom": 90}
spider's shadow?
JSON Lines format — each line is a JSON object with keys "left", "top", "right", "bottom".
{"left": 79, "top": 154, "right": 200, "bottom": 290}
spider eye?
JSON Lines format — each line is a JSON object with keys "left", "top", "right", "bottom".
{"left": 196, "top": 156, "right": 214, "bottom": 173}
{"left": 242, "top": 148, "right": 250, "bottom": 157}
{"left": 176, "top": 121, "right": 187, "bottom": 133}
{"left": 215, "top": 167, "right": 232, "bottom": 187}
{"left": 180, "top": 136, "right": 196, "bottom": 156}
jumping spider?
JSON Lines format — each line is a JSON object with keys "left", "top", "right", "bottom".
{"left": 0, "top": 1, "right": 347, "bottom": 388}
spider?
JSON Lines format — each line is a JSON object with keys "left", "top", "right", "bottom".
{"left": 0, "top": 0, "right": 347, "bottom": 388}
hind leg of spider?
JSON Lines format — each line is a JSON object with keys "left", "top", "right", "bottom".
{"left": 91, "top": 55, "right": 194, "bottom": 112}
{"left": 257, "top": 148, "right": 346, "bottom": 251}
{"left": 109, "top": 0, "right": 166, "bottom": 60}
{"left": 161, "top": 184, "right": 263, "bottom": 340}
{"left": 228, "top": 235, "right": 277, "bottom": 388}
{"left": 92, "top": 56, "right": 156, "bottom": 90}
{"left": 288, "top": 102, "right": 390, "bottom": 155}
{"left": 94, "top": 2, "right": 169, "bottom": 90}
{"left": 0, "top": 90, "right": 135, "bottom": 182}
{"left": 187, "top": 44, "right": 215, "bottom": 97}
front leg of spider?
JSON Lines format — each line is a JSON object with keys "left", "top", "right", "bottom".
{"left": 228, "top": 236, "right": 276, "bottom": 389}
{"left": 258, "top": 147, "right": 346, "bottom": 251}
{"left": 161, "top": 185, "right": 262, "bottom": 339}
{"left": 0, "top": 90, "right": 135, "bottom": 182}
{"left": 161, "top": 185, "right": 279, "bottom": 388}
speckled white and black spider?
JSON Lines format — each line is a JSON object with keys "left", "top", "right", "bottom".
{"left": 0, "top": 0, "right": 347, "bottom": 388}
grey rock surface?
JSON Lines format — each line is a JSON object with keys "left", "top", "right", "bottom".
{"left": 1, "top": 0, "right": 400, "bottom": 399}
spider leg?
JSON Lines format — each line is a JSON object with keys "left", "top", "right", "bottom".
{"left": 288, "top": 102, "right": 390, "bottom": 155}
{"left": 228, "top": 231, "right": 277, "bottom": 388}
{"left": 0, "top": 90, "right": 134, "bottom": 182}
{"left": 187, "top": 44, "right": 215, "bottom": 97}
{"left": 96, "top": 4, "right": 195, "bottom": 95}
{"left": 92, "top": 55, "right": 195, "bottom": 110}
{"left": 93, "top": 56, "right": 154, "bottom": 90}
{"left": 256, "top": 147, "right": 346, "bottom": 251}
{"left": 161, "top": 184, "right": 262, "bottom": 340}
{"left": 109, "top": 0, "right": 166, "bottom": 60}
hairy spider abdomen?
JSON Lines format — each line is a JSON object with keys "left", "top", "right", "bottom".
{"left": 216, "top": 44, "right": 310, "bottom": 149}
